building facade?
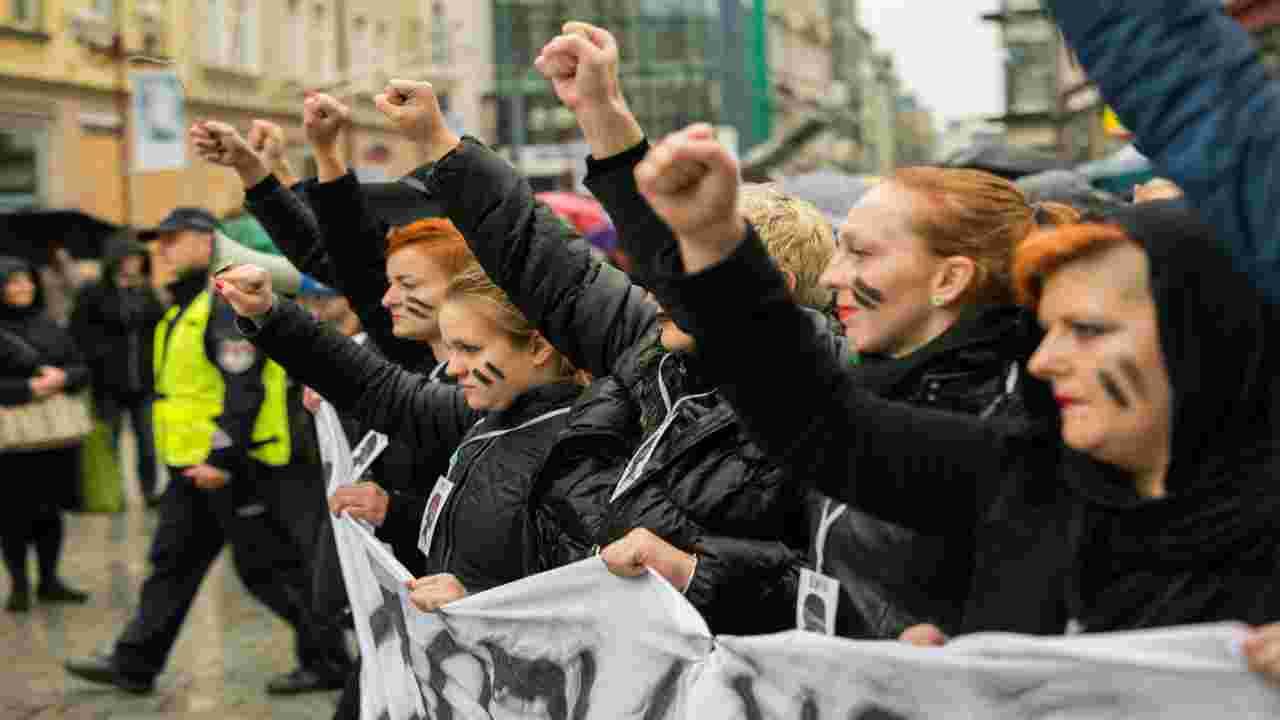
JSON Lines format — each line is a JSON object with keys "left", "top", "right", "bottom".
{"left": 982, "top": 0, "right": 1058, "bottom": 154}
{"left": 0, "top": 0, "right": 490, "bottom": 227}
{"left": 492, "top": 0, "right": 720, "bottom": 190}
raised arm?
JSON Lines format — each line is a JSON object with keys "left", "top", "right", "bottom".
{"left": 376, "top": 79, "right": 656, "bottom": 378}
{"left": 217, "top": 267, "right": 479, "bottom": 453}
{"left": 536, "top": 23, "right": 677, "bottom": 284}
{"left": 1046, "top": 0, "right": 1280, "bottom": 303}
{"left": 634, "top": 126, "right": 1014, "bottom": 537}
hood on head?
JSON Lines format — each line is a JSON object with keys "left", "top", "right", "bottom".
{"left": 0, "top": 254, "right": 44, "bottom": 315}
{"left": 101, "top": 231, "right": 151, "bottom": 286}
{"left": 1104, "top": 200, "right": 1280, "bottom": 492}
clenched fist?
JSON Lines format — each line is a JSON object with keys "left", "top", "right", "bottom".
{"left": 302, "top": 93, "right": 351, "bottom": 156}
{"left": 212, "top": 264, "right": 275, "bottom": 320}
{"left": 600, "top": 528, "right": 696, "bottom": 592}
{"left": 190, "top": 120, "right": 271, "bottom": 188}
{"left": 373, "top": 79, "right": 459, "bottom": 159}
{"left": 635, "top": 124, "right": 747, "bottom": 274}
{"left": 329, "top": 482, "right": 390, "bottom": 526}
{"left": 407, "top": 573, "right": 467, "bottom": 612}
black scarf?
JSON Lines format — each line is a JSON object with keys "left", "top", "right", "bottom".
{"left": 1065, "top": 201, "right": 1280, "bottom": 631}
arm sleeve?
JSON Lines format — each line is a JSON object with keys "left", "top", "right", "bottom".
{"left": 378, "top": 489, "right": 428, "bottom": 553}
{"left": 1045, "top": 0, "right": 1280, "bottom": 303}
{"left": 303, "top": 172, "right": 427, "bottom": 368}
{"left": 420, "top": 138, "right": 657, "bottom": 378}
{"left": 240, "top": 298, "right": 479, "bottom": 454}
{"left": 204, "top": 300, "right": 269, "bottom": 471}
{"left": 243, "top": 174, "right": 338, "bottom": 286}
{"left": 654, "top": 226, "right": 1008, "bottom": 537}
{"left": 582, "top": 139, "right": 680, "bottom": 285}
{"left": 685, "top": 535, "right": 803, "bottom": 635}
{"left": 0, "top": 327, "right": 41, "bottom": 378}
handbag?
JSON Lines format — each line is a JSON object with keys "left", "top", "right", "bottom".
{"left": 0, "top": 391, "right": 94, "bottom": 451}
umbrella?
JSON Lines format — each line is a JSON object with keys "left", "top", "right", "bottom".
{"left": 943, "top": 143, "right": 1071, "bottom": 180}
{"left": 1075, "top": 143, "right": 1155, "bottom": 195}
{"left": 1015, "top": 169, "right": 1126, "bottom": 214}
{"left": 778, "top": 170, "right": 878, "bottom": 228}
{"left": 535, "top": 191, "right": 610, "bottom": 235}
{"left": 0, "top": 209, "right": 121, "bottom": 265}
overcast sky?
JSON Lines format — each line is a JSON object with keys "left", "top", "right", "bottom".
{"left": 859, "top": 0, "right": 1004, "bottom": 127}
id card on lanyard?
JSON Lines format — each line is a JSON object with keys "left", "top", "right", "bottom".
{"left": 416, "top": 407, "right": 572, "bottom": 560}
{"left": 798, "top": 498, "right": 847, "bottom": 635}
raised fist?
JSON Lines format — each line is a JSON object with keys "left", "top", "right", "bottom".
{"left": 212, "top": 264, "right": 275, "bottom": 320}
{"left": 302, "top": 93, "right": 351, "bottom": 154}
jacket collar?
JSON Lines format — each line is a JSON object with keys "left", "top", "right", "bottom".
{"left": 486, "top": 381, "right": 581, "bottom": 429}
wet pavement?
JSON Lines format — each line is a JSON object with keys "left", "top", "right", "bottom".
{"left": 1, "top": 425, "right": 342, "bottom": 719}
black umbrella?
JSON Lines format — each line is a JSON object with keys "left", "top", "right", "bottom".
{"left": 942, "top": 143, "right": 1071, "bottom": 181}
{"left": 0, "top": 209, "right": 122, "bottom": 265}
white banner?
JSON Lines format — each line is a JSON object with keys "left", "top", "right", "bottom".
{"left": 317, "top": 401, "right": 1280, "bottom": 719}
{"left": 130, "top": 69, "right": 186, "bottom": 173}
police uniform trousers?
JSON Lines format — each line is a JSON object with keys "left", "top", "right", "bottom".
{"left": 114, "top": 459, "right": 348, "bottom": 678}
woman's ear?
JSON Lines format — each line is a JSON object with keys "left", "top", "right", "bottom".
{"left": 529, "top": 331, "right": 556, "bottom": 367}
{"left": 932, "top": 256, "right": 977, "bottom": 307}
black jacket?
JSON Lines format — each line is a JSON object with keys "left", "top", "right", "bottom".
{"left": 0, "top": 326, "right": 41, "bottom": 381}
{"left": 242, "top": 299, "right": 580, "bottom": 594}
{"left": 244, "top": 173, "right": 452, "bottom": 574}
{"left": 413, "top": 137, "right": 848, "bottom": 635}
{"left": 656, "top": 201, "right": 1280, "bottom": 635}
{"left": 0, "top": 256, "right": 91, "bottom": 408}
{"left": 69, "top": 235, "right": 166, "bottom": 414}
{"left": 813, "top": 305, "right": 1054, "bottom": 639}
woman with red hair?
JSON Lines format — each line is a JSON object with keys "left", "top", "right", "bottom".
{"left": 634, "top": 126, "right": 1280, "bottom": 680}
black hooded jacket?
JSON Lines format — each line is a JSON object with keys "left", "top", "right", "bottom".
{"left": 69, "top": 234, "right": 166, "bottom": 410}
{"left": 411, "top": 137, "right": 849, "bottom": 635}
{"left": 656, "top": 199, "right": 1280, "bottom": 634}
{"left": 0, "top": 256, "right": 91, "bottom": 407}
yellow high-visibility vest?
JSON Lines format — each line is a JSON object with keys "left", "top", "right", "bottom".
{"left": 152, "top": 290, "right": 290, "bottom": 467}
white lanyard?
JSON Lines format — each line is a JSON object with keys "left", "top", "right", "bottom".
{"left": 610, "top": 353, "right": 716, "bottom": 503}
{"left": 428, "top": 359, "right": 448, "bottom": 383}
{"left": 814, "top": 498, "right": 848, "bottom": 575}
{"left": 445, "top": 406, "right": 573, "bottom": 479}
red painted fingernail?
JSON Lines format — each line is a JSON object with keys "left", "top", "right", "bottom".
{"left": 215, "top": 280, "right": 225, "bottom": 291}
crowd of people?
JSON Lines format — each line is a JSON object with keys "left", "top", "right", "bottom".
{"left": 0, "top": 0, "right": 1277, "bottom": 713}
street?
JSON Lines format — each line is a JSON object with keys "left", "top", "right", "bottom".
{"left": 1, "top": 427, "right": 341, "bottom": 719}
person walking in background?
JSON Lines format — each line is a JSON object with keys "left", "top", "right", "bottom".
{"left": 69, "top": 232, "right": 166, "bottom": 506}
{"left": 0, "top": 256, "right": 91, "bottom": 613}
{"left": 64, "top": 207, "right": 348, "bottom": 695}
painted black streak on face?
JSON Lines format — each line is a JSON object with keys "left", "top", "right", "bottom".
{"left": 852, "top": 706, "right": 910, "bottom": 720}
{"left": 1098, "top": 369, "right": 1130, "bottom": 409}
{"left": 471, "top": 368, "right": 493, "bottom": 386}
{"left": 852, "top": 277, "right": 885, "bottom": 310}
{"left": 484, "top": 361, "right": 507, "bottom": 381}
{"left": 1118, "top": 357, "right": 1146, "bottom": 402}
{"left": 404, "top": 296, "right": 432, "bottom": 319}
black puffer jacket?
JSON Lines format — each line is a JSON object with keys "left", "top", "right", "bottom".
{"left": 412, "top": 138, "right": 847, "bottom": 635}
{"left": 68, "top": 233, "right": 166, "bottom": 415}
{"left": 244, "top": 173, "right": 451, "bottom": 576}
{"left": 0, "top": 326, "right": 41, "bottom": 381}
{"left": 812, "top": 305, "right": 1055, "bottom": 639}
{"left": 0, "top": 256, "right": 91, "bottom": 408}
{"left": 243, "top": 299, "right": 580, "bottom": 594}
{"left": 658, "top": 202, "right": 1280, "bottom": 635}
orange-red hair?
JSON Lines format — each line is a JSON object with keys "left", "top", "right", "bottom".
{"left": 1013, "top": 222, "right": 1136, "bottom": 308}
{"left": 890, "top": 167, "right": 1080, "bottom": 306}
{"left": 384, "top": 218, "right": 474, "bottom": 277}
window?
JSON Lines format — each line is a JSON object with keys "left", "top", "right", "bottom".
{"left": 10, "top": 0, "right": 40, "bottom": 27}
{"left": 430, "top": 2, "right": 450, "bottom": 65}
{"left": 309, "top": 2, "right": 335, "bottom": 82}
{"left": 401, "top": 18, "right": 423, "bottom": 68}
{"left": 91, "top": 0, "right": 113, "bottom": 19}
{"left": 0, "top": 127, "right": 44, "bottom": 211}
{"left": 205, "top": 0, "right": 258, "bottom": 70}
{"left": 373, "top": 19, "right": 390, "bottom": 74}
{"left": 1007, "top": 41, "right": 1055, "bottom": 114}
{"left": 286, "top": 0, "right": 305, "bottom": 76}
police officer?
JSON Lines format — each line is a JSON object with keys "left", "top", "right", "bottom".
{"left": 65, "top": 207, "right": 347, "bottom": 695}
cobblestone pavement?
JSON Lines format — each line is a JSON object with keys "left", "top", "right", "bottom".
{"left": 1, "top": 424, "right": 341, "bottom": 719}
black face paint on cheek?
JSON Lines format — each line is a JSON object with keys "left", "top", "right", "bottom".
{"left": 483, "top": 361, "right": 506, "bottom": 381}
{"left": 852, "top": 277, "right": 885, "bottom": 310}
{"left": 1097, "top": 370, "right": 1131, "bottom": 409}
{"left": 404, "top": 296, "right": 432, "bottom": 319}
{"left": 471, "top": 368, "right": 493, "bottom": 386}
{"left": 1118, "top": 357, "right": 1146, "bottom": 401}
